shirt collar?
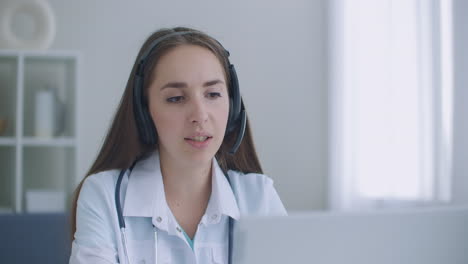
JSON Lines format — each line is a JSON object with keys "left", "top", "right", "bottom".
{"left": 122, "top": 151, "right": 240, "bottom": 229}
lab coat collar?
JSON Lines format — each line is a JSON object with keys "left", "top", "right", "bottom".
{"left": 122, "top": 151, "right": 172, "bottom": 232}
{"left": 202, "top": 158, "right": 241, "bottom": 225}
{"left": 122, "top": 151, "right": 240, "bottom": 232}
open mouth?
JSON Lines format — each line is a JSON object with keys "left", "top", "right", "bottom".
{"left": 185, "top": 136, "right": 212, "bottom": 142}
{"left": 184, "top": 136, "right": 213, "bottom": 148}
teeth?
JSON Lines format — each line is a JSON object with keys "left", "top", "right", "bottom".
{"left": 191, "top": 136, "right": 208, "bottom": 142}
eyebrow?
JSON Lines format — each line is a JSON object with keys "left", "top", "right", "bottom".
{"left": 160, "top": 79, "right": 225, "bottom": 90}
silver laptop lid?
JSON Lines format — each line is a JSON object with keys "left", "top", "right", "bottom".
{"left": 232, "top": 206, "right": 468, "bottom": 264}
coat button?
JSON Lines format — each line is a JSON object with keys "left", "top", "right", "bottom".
{"left": 156, "top": 216, "right": 162, "bottom": 223}
{"left": 176, "top": 227, "right": 182, "bottom": 232}
{"left": 211, "top": 214, "right": 218, "bottom": 220}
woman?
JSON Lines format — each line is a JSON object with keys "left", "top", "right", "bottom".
{"left": 70, "top": 27, "right": 287, "bottom": 264}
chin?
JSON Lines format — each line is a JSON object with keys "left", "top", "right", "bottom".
{"left": 182, "top": 139, "right": 222, "bottom": 159}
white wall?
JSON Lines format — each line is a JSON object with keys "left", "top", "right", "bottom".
{"left": 47, "top": 0, "right": 328, "bottom": 211}
{"left": 452, "top": 0, "right": 468, "bottom": 204}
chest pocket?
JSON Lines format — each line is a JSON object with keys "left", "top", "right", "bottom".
{"left": 197, "top": 246, "right": 227, "bottom": 264}
{"left": 128, "top": 240, "right": 174, "bottom": 264}
{"left": 128, "top": 239, "right": 154, "bottom": 264}
{"left": 211, "top": 247, "right": 227, "bottom": 264}
{"left": 126, "top": 217, "right": 159, "bottom": 264}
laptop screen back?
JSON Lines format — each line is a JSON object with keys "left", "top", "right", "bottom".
{"left": 232, "top": 206, "right": 468, "bottom": 264}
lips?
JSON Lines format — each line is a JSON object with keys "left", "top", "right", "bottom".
{"left": 184, "top": 133, "right": 213, "bottom": 149}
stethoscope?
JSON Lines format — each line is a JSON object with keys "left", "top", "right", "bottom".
{"left": 114, "top": 163, "right": 235, "bottom": 264}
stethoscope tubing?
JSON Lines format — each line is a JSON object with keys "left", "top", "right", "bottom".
{"left": 115, "top": 166, "right": 234, "bottom": 264}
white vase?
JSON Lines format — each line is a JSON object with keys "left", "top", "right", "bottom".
{"left": 34, "top": 88, "right": 55, "bottom": 138}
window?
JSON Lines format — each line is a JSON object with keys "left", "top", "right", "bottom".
{"left": 329, "top": 0, "right": 453, "bottom": 210}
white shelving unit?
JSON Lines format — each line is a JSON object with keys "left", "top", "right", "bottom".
{"left": 0, "top": 50, "right": 80, "bottom": 213}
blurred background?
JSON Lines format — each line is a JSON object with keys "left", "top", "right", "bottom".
{"left": 0, "top": 0, "right": 467, "bottom": 262}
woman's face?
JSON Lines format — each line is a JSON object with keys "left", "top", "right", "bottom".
{"left": 148, "top": 44, "right": 229, "bottom": 167}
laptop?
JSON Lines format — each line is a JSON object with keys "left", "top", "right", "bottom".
{"left": 232, "top": 206, "right": 468, "bottom": 264}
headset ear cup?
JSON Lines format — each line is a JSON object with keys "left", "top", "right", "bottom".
{"left": 133, "top": 75, "right": 157, "bottom": 145}
{"left": 141, "top": 104, "right": 157, "bottom": 145}
{"left": 227, "top": 97, "right": 235, "bottom": 133}
{"left": 226, "top": 64, "right": 241, "bottom": 133}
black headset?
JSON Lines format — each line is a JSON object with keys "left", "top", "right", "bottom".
{"left": 132, "top": 30, "right": 246, "bottom": 154}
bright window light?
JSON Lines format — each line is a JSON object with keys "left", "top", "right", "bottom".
{"left": 330, "top": 0, "right": 453, "bottom": 209}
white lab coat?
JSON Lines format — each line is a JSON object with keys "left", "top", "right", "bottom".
{"left": 69, "top": 151, "right": 287, "bottom": 264}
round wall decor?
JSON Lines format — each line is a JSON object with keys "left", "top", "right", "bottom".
{"left": 0, "top": 0, "right": 56, "bottom": 50}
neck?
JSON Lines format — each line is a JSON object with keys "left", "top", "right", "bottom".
{"left": 159, "top": 152, "right": 213, "bottom": 239}
{"left": 159, "top": 153, "right": 212, "bottom": 199}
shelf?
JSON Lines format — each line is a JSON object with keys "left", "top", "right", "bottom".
{"left": 23, "top": 56, "right": 77, "bottom": 138}
{"left": 0, "top": 50, "right": 80, "bottom": 58}
{"left": 23, "top": 146, "right": 70, "bottom": 190}
{"left": 0, "top": 147, "right": 15, "bottom": 210}
{"left": 0, "top": 207, "right": 14, "bottom": 214}
{"left": 0, "top": 51, "right": 79, "bottom": 213}
{"left": 23, "top": 146, "right": 74, "bottom": 212}
{"left": 0, "top": 55, "right": 17, "bottom": 137}
{"left": 0, "top": 137, "right": 75, "bottom": 146}
{"left": 0, "top": 137, "right": 16, "bottom": 146}
{"left": 21, "top": 137, "right": 76, "bottom": 147}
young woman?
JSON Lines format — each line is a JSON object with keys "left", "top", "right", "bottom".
{"left": 69, "top": 27, "right": 287, "bottom": 264}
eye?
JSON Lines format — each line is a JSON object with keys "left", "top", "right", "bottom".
{"left": 207, "top": 92, "right": 222, "bottom": 99}
{"left": 166, "top": 96, "right": 184, "bottom": 103}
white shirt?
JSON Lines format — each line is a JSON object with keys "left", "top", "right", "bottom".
{"left": 69, "top": 151, "right": 287, "bottom": 264}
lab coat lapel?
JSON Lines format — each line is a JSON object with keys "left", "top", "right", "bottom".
{"left": 203, "top": 159, "right": 241, "bottom": 224}
{"left": 122, "top": 152, "right": 170, "bottom": 232}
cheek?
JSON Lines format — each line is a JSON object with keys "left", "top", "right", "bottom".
{"left": 149, "top": 106, "right": 174, "bottom": 136}
{"left": 218, "top": 99, "right": 230, "bottom": 127}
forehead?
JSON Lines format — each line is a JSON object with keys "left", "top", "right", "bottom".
{"left": 152, "top": 44, "right": 226, "bottom": 83}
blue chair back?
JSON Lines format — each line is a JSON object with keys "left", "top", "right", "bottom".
{"left": 0, "top": 213, "right": 71, "bottom": 264}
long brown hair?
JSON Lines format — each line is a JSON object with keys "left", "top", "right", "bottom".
{"left": 70, "top": 27, "right": 263, "bottom": 237}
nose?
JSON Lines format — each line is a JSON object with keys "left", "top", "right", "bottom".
{"left": 189, "top": 97, "right": 208, "bottom": 125}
